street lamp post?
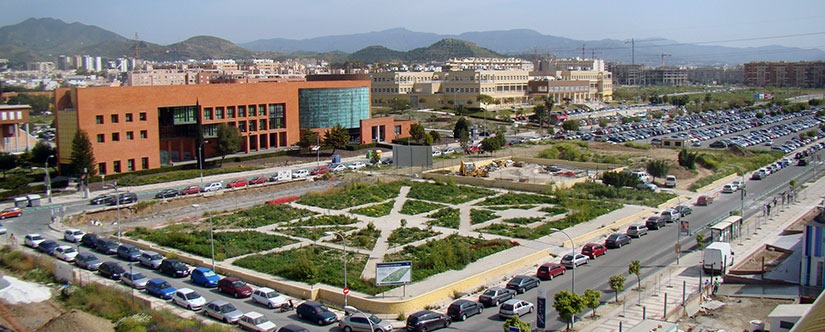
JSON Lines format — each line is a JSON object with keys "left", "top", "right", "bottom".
{"left": 192, "top": 204, "right": 215, "bottom": 271}
{"left": 198, "top": 140, "right": 209, "bottom": 183}
{"left": 82, "top": 167, "right": 90, "bottom": 199}
{"left": 550, "top": 228, "right": 575, "bottom": 293}
{"left": 45, "top": 155, "right": 54, "bottom": 203}
{"left": 327, "top": 231, "right": 348, "bottom": 307}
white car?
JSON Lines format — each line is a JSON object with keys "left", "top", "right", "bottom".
{"left": 24, "top": 233, "right": 45, "bottom": 248}
{"left": 238, "top": 311, "right": 277, "bottom": 332}
{"left": 560, "top": 253, "right": 589, "bottom": 268}
{"left": 329, "top": 164, "right": 347, "bottom": 172}
{"left": 498, "top": 299, "right": 534, "bottom": 319}
{"left": 347, "top": 161, "right": 366, "bottom": 170}
{"left": 251, "top": 287, "right": 288, "bottom": 309}
{"left": 443, "top": 148, "right": 457, "bottom": 155}
{"left": 203, "top": 182, "right": 223, "bottom": 192}
{"left": 172, "top": 288, "right": 206, "bottom": 311}
{"left": 292, "top": 169, "right": 309, "bottom": 178}
{"left": 64, "top": 229, "right": 86, "bottom": 243}
{"left": 432, "top": 150, "right": 442, "bottom": 157}
{"left": 53, "top": 245, "right": 79, "bottom": 262}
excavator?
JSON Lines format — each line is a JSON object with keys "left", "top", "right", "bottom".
{"left": 459, "top": 161, "right": 488, "bottom": 177}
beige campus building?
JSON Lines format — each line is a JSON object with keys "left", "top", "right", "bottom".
{"left": 371, "top": 70, "right": 531, "bottom": 109}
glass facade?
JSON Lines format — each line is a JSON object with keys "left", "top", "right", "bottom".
{"left": 299, "top": 87, "right": 369, "bottom": 129}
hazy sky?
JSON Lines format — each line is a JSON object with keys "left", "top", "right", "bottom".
{"left": 2, "top": 0, "right": 824, "bottom": 50}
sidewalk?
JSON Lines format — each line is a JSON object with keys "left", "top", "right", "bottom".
{"left": 579, "top": 169, "right": 825, "bottom": 332}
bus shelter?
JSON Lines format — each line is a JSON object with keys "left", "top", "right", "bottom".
{"left": 711, "top": 215, "right": 743, "bottom": 243}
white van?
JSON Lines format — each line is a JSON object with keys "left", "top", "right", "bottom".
{"left": 703, "top": 242, "right": 734, "bottom": 274}
{"left": 665, "top": 175, "right": 676, "bottom": 188}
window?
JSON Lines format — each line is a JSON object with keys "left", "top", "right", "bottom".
{"left": 203, "top": 108, "right": 213, "bottom": 120}
{"left": 227, "top": 106, "right": 235, "bottom": 118}
{"left": 779, "top": 321, "right": 795, "bottom": 329}
{"left": 98, "top": 163, "right": 107, "bottom": 175}
{"left": 395, "top": 125, "right": 402, "bottom": 136}
{"left": 238, "top": 121, "right": 246, "bottom": 132}
{"left": 268, "top": 104, "right": 285, "bottom": 129}
{"left": 238, "top": 106, "right": 246, "bottom": 117}
{"left": 125, "top": 113, "right": 133, "bottom": 122}
{"left": 215, "top": 107, "right": 224, "bottom": 119}
{"left": 126, "top": 131, "right": 134, "bottom": 140}
{"left": 127, "top": 159, "right": 135, "bottom": 171}
{"left": 95, "top": 115, "right": 104, "bottom": 124}
{"left": 258, "top": 104, "right": 266, "bottom": 116}
{"left": 97, "top": 134, "right": 105, "bottom": 143}
{"left": 112, "top": 133, "right": 120, "bottom": 141}
{"left": 141, "top": 157, "right": 149, "bottom": 169}
{"left": 249, "top": 120, "right": 257, "bottom": 132}
{"left": 139, "top": 112, "right": 147, "bottom": 121}
{"left": 140, "top": 130, "right": 147, "bottom": 139}
{"left": 113, "top": 161, "right": 121, "bottom": 173}
{"left": 111, "top": 114, "right": 119, "bottom": 123}
{"left": 259, "top": 119, "right": 266, "bottom": 131}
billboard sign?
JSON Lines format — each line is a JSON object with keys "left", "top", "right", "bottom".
{"left": 375, "top": 261, "right": 412, "bottom": 286}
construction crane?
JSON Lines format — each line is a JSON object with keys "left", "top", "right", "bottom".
{"left": 660, "top": 53, "right": 672, "bottom": 67}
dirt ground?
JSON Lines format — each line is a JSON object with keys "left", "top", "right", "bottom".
{"left": 679, "top": 296, "right": 793, "bottom": 332}
{"left": 0, "top": 299, "right": 113, "bottom": 332}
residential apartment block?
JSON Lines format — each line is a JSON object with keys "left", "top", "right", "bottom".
{"left": 744, "top": 61, "right": 825, "bottom": 88}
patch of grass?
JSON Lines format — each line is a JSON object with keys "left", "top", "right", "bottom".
{"left": 623, "top": 142, "right": 653, "bottom": 150}
{"left": 470, "top": 209, "right": 498, "bottom": 224}
{"left": 476, "top": 192, "right": 558, "bottom": 205}
{"left": 0, "top": 247, "right": 54, "bottom": 283}
{"left": 486, "top": 205, "right": 537, "bottom": 210}
{"left": 387, "top": 227, "right": 441, "bottom": 247}
{"left": 127, "top": 225, "right": 296, "bottom": 260}
{"left": 400, "top": 199, "right": 445, "bottom": 215}
{"left": 540, "top": 206, "right": 568, "bottom": 216}
{"left": 553, "top": 182, "right": 675, "bottom": 207}
{"left": 326, "top": 223, "right": 382, "bottom": 250}
{"left": 407, "top": 181, "right": 495, "bottom": 204}
{"left": 289, "top": 214, "right": 361, "bottom": 226}
{"left": 426, "top": 208, "right": 461, "bottom": 228}
{"left": 351, "top": 201, "right": 395, "bottom": 217}
{"left": 502, "top": 217, "right": 543, "bottom": 225}
{"left": 60, "top": 283, "right": 148, "bottom": 321}
{"left": 275, "top": 226, "right": 356, "bottom": 241}
{"left": 211, "top": 204, "right": 316, "bottom": 229}
{"left": 479, "top": 199, "right": 622, "bottom": 239}
{"left": 300, "top": 181, "right": 403, "bottom": 209}
{"left": 689, "top": 150, "right": 782, "bottom": 191}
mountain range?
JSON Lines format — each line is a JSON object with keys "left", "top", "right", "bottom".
{"left": 1, "top": 17, "right": 823, "bottom": 69}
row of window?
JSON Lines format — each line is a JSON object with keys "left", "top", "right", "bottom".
{"left": 95, "top": 112, "right": 148, "bottom": 124}
{"left": 98, "top": 157, "right": 149, "bottom": 175}
{"left": 96, "top": 130, "right": 148, "bottom": 143}
{"left": 203, "top": 104, "right": 268, "bottom": 121}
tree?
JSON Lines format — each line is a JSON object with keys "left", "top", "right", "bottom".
{"left": 69, "top": 129, "right": 96, "bottom": 177}
{"left": 533, "top": 104, "right": 547, "bottom": 131}
{"left": 480, "top": 131, "right": 506, "bottom": 154}
{"left": 561, "top": 119, "right": 580, "bottom": 131}
{"left": 629, "top": 260, "right": 642, "bottom": 291}
{"left": 429, "top": 130, "right": 442, "bottom": 144}
{"left": 544, "top": 97, "right": 555, "bottom": 129}
{"left": 30, "top": 141, "right": 56, "bottom": 168}
{"left": 678, "top": 148, "right": 698, "bottom": 170}
{"left": 598, "top": 118, "right": 610, "bottom": 128}
{"left": 553, "top": 290, "right": 585, "bottom": 330}
{"left": 476, "top": 94, "right": 495, "bottom": 108}
{"left": 297, "top": 130, "right": 319, "bottom": 149}
{"left": 696, "top": 233, "right": 706, "bottom": 249}
{"left": 323, "top": 124, "right": 350, "bottom": 155}
{"left": 0, "top": 154, "right": 16, "bottom": 178}
{"left": 215, "top": 123, "right": 242, "bottom": 167}
{"left": 609, "top": 274, "right": 626, "bottom": 303}
{"left": 454, "top": 117, "right": 471, "bottom": 149}
{"left": 704, "top": 93, "right": 712, "bottom": 103}
{"left": 497, "top": 108, "right": 513, "bottom": 122}
{"left": 502, "top": 315, "right": 531, "bottom": 332}
{"left": 645, "top": 160, "right": 669, "bottom": 183}
{"left": 583, "top": 289, "right": 602, "bottom": 318}
{"left": 409, "top": 123, "right": 427, "bottom": 143}
{"left": 601, "top": 171, "right": 641, "bottom": 191}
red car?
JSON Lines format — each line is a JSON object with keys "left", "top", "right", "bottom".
{"left": 249, "top": 176, "right": 268, "bottom": 185}
{"left": 217, "top": 277, "right": 253, "bottom": 298}
{"left": 226, "top": 178, "right": 248, "bottom": 188}
{"left": 0, "top": 207, "right": 22, "bottom": 219}
{"left": 179, "top": 185, "right": 202, "bottom": 195}
{"left": 310, "top": 166, "right": 330, "bottom": 175}
{"left": 696, "top": 195, "right": 714, "bottom": 206}
{"left": 581, "top": 243, "right": 607, "bottom": 259}
{"left": 536, "top": 262, "right": 566, "bottom": 280}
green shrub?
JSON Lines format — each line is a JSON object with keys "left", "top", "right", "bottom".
{"left": 427, "top": 208, "right": 461, "bottom": 228}
{"left": 276, "top": 226, "right": 356, "bottom": 241}
{"left": 502, "top": 217, "right": 543, "bottom": 225}
{"left": 400, "top": 199, "right": 445, "bottom": 215}
{"left": 470, "top": 209, "right": 498, "bottom": 224}
{"left": 387, "top": 227, "right": 441, "bottom": 247}
{"left": 476, "top": 193, "right": 558, "bottom": 205}
{"left": 407, "top": 181, "right": 495, "bottom": 204}
{"left": 211, "top": 204, "right": 316, "bottom": 228}
{"left": 300, "top": 181, "right": 404, "bottom": 209}
{"left": 289, "top": 214, "right": 361, "bottom": 226}
{"left": 127, "top": 226, "right": 296, "bottom": 260}
{"left": 351, "top": 201, "right": 395, "bottom": 217}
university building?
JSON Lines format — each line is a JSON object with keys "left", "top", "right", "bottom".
{"left": 744, "top": 61, "right": 825, "bottom": 88}
{"left": 54, "top": 75, "right": 413, "bottom": 175}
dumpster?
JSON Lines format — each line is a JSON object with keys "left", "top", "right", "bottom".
{"left": 332, "top": 154, "right": 341, "bottom": 164}
{"left": 13, "top": 197, "right": 27, "bottom": 208}
{"left": 26, "top": 194, "right": 42, "bottom": 207}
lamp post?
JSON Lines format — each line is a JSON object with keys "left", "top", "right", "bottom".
{"left": 45, "top": 155, "right": 54, "bottom": 203}
{"left": 550, "top": 228, "right": 575, "bottom": 293}
{"left": 198, "top": 140, "right": 209, "bottom": 183}
{"left": 192, "top": 204, "right": 215, "bottom": 271}
{"left": 113, "top": 183, "right": 121, "bottom": 242}
{"left": 82, "top": 167, "right": 90, "bottom": 199}
{"left": 327, "top": 231, "right": 348, "bottom": 307}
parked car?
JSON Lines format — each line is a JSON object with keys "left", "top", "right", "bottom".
{"left": 296, "top": 301, "right": 338, "bottom": 326}
{"left": 339, "top": 310, "right": 393, "bottom": 331}
{"left": 75, "top": 253, "right": 103, "bottom": 271}
{"left": 172, "top": 288, "right": 207, "bottom": 311}
{"left": 646, "top": 216, "right": 665, "bottom": 230}
{"left": 605, "top": 233, "right": 632, "bottom": 248}
{"left": 0, "top": 207, "right": 22, "bottom": 219}
{"left": 277, "top": 324, "right": 310, "bottom": 332}
{"left": 626, "top": 224, "right": 648, "bottom": 238}
{"left": 138, "top": 250, "right": 164, "bottom": 269}
{"left": 203, "top": 182, "right": 223, "bottom": 192}
{"left": 347, "top": 161, "right": 367, "bottom": 170}
{"left": 145, "top": 278, "right": 176, "bottom": 300}
{"left": 560, "top": 253, "right": 589, "bottom": 268}
{"left": 226, "top": 178, "right": 248, "bottom": 188}
{"left": 190, "top": 267, "right": 221, "bottom": 288}
{"left": 310, "top": 166, "right": 330, "bottom": 176}
{"left": 447, "top": 299, "right": 484, "bottom": 321}
{"left": 251, "top": 287, "right": 288, "bottom": 309}
{"left": 204, "top": 299, "right": 243, "bottom": 324}
{"left": 660, "top": 209, "right": 681, "bottom": 223}
{"left": 109, "top": 192, "right": 138, "bottom": 205}
{"left": 636, "top": 182, "right": 658, "bottom": 191}
{"left": 37, "top": 239, "right": 60, "bottom": 255}
{"left": 63, "top": 228, "right": 86, "bottom": 243}
{"left": 154, "top": 189, "right": 180, "bottom": 199}
{"left": 249, "top": 176, "right": 268, "bottom": 185}
{"left": 478, "top": 287, "right": 517, "bottom": 307}
{"left": 94, "top": 238, "right": 119, "bottom": 255}
{"left": 121, "top": 271, "right": 149, "bottom": 290}
{"left": 696, "top": 195, "right": 714, "bottom": 206}
{"left": 217, "top": 277, "right": 253, "bottom": 298}
{"left": 580, "top": 243, "right": 607, "bottom": 259}
{"left": 24, "top": 233, "right": 46, "bottom": 248}
{"left": 53, "top": 245, "right": 79, "bottom": 262}
{"left": 89, "top": 194, "right": 115, "bottom": 205}
{"left": 674, "top": 205, "right": 693, "bottom": 216}
{"left": 116, "top": 244, "right": 142, "bottom": 261}
{"left": 80, "top": 233, "right": 99, "bottom": 248}
{"left": 159, "top": 259, "right": 190, "bottom": 278}
{"left": 239, "top": 311, "right": 277, "bottom": 332}
{"left": 179, "top": 185, "right": 202, "bottom": 195}
{"left": 506, "top": 275, "right": 541, "bottom": 294}
{"left": 98, "top": 261, "right": 126, "bottom": 280}
{"left": 329, "top": 164, "right": 347, "bottom": 172}
{"left": 498, "top": 299, "right": 534, "bottom": 319}
{"left": 722, "top": 184, "right": 736, "bottom": 193}
{"left": 536, "top": 262, "right": 566, "bottom": 280}
{"left": 405, "top": 310, "right": 451, "bottom": 332}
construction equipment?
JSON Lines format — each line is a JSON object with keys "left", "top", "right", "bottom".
{"left": 459, "top": 161, "right": 488, "bottom": 177}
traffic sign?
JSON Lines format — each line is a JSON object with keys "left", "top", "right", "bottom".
{"left": 343, "top": 287, "right": 350, "bottom": 295}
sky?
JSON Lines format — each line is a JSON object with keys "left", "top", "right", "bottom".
{"left": 2, "top": 0, "right": 825, "bottom": 50}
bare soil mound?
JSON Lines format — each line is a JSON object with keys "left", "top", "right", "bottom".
{"left": 36, "top": 309, "right": 114, "bottom": 332}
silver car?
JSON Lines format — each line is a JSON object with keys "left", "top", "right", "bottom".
{"left": 121, "top": 271, "right": 149, "bottom": 290}
{"left": 138, "top": 250, "right": 164, "bottom": 269}
{"left": 626, "top": 224, "right": 648, "bottom": 238}
{"left": 204, "top": 299, "right": 243, "bottom": 324}
{"left": 338, "top": 313, "right": 393, "bottom": 332}
{"left": 498, "top": 299, "right": 534, "bottom": 319}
